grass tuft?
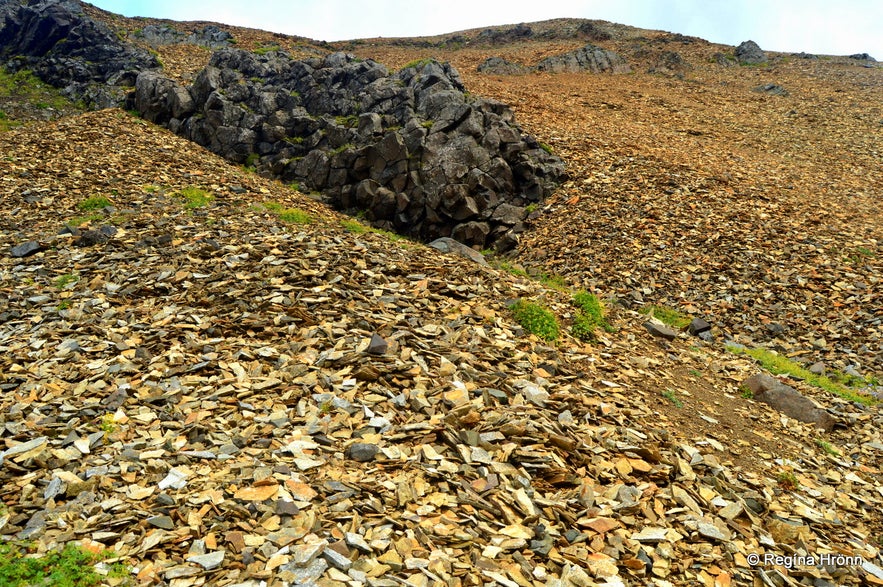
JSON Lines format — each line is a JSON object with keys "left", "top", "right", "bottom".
{"left": 176, "top": 186, "right": 213, "bottom": 209}
{"left": 570, "top": 291, "right": 613, "bottom": 342}
{"left": 262, "top": 201, "right": 312, "bottom": 224}
{"left": 77, "top": 196, "right": 111, "bottom": 212}
{"left": 661, "top": 389, "right": 683, "bottom": 408}
{"left": 640, "top": 304, "right": 691, "bottom": 329}
{"left": 510, "top": 300, "right": 559, "bottom": 342}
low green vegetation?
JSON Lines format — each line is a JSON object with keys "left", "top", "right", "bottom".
{"left": 0, "top": 68, "right": 76, "bottom": 115}
{"left": 0, "top": 541, "right": 123, "bottom": 587}
{"left": 334, "top": 115, "right": 358, "bottom": 128}
{"left": 815, "top": 438, "right": 840, "bottom": 456}
{"left": 570, "top": 290, "right": 613, "bottom": 342}
{"left": 340, "top": 217, "right": 407, "bottom": 242}
{"left": 738, "top": 384, "right": 754, "bottom": 399}
{"left": 254, "top": 43, "right": 281, "bottom": 55}
{"left": 341, "top": 218, "right": 368, "bottom": 234}
{"left": 262, "top": 201, "right": 312, "bottom": 224}
{"left": 401, "top": 57, "right": 434, "bottom": 70}
{"left": 244, "top": 153, "right": 260, "bottom": 170}
{"left": 661, "top": 389, "right": 683, "bottom": 408}
{"left": 77, "top": 195, "right": 112, "bottom": 212}
{"left": 726, "top": 344, "right": 876, "bottom": 405}
{"left": 539, "top": 142, "right": 554, "bottom": 155}
{"left": 641, "top": 304, "right": 691, "bottom": 329}
{"left": 777, "top": 470, "right": 799, "bottom": 490}
{"left": 176, "top": 186, "right": 213, "bottom": 209}
{"left": 68, "top": 213, "right": 102, "bottom": 227}
{"left": 53, "top": 273, "right": 78, "bottom": 290}
{"left": 509, "top": 299, "right": 559, "bottom": 343}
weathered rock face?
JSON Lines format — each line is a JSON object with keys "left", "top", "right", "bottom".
{"left": 734, "top": 40, "right": 767, "bottom": 65}
{"left": 132, "top": 49, "right": 566, "bottom": 249}
{"left": 480, "top": 44, "right": 629, "bottom": 77}
{"left": 0, "top": 0, "right": 159, "bottom": 107}
{"left": 134, "top": 24, "right": 233, "bottom": 49}
{"left": 477, "top": 56, "right": 531, "bottom": 75}
{"left": 535, "top": 44, "right": 630, "bottom": 74}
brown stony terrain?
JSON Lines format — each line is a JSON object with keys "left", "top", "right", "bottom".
{"left": 1, "top": 7, "right": 882, "bottom": 587}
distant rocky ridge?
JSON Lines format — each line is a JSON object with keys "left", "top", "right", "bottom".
{"left": 131, "top": 50, "right": 566, "bottom": 249}
{"left": 0, "top": 0, "right": 159, "bottom": 107}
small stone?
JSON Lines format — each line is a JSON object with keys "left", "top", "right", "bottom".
{"left": 186, "top": 551, "right": 225, "bottom": 570}
{"left": 345, "top": 532, "right": 372, "bottom": 553}
{"left": 10, "top": 241, "right": 41, "bottom": 258}
{"left": 346, "top": 442, "right": 379, "bottom": 462}
{"left": 366, "top": 333, "right": 388, "bottom": 355}
{"left": 696, "top": 522, "right": 728, "bottom": 541}
{"left": 631, "top": 527, "right": 669, "bottom": 542}
{"left": 688, "top": 318, "right": 711, "bottom": 336}
{"left": 809, "top": 361, "right": 826, "bottom": 375}
{"left": 643, "top": 321, "right": 678, "bottom": 340}
{"left": 275, "top": 499, "right": 299, "bottom": 516}
{"left": 147, "top": 515, "right": 175, "bottom": 530}
{"left": 323, "top": 547, "right": 352, "bottom": 571}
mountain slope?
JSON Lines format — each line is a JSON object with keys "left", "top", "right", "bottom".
{"left": 1, "top": 6, "right": 882, "bottom": 587}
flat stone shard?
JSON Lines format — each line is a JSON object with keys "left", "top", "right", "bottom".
{"left": 743, "top": 373, "right": 838, "bottom": 431}
{"left": 10, "top": 241, "right": 41, "bottom": 258}
{"left": 643, "top": 321, "right": 678, "bottom": 341}
{"left": 429, "top": 237, "right": 489, "bottom": 266}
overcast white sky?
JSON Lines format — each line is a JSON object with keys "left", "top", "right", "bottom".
{"left": 90, "top": 0, "right": 882, "bottom": 58}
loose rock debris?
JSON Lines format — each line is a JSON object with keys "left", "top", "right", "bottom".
{"left": 1, "top": 15, "right": 883, "bottom": 587}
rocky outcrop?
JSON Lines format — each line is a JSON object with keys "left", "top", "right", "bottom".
{"left": 480, "top": 44, "right": 629, "bottom": 76}
{"left": 131, "top": 49, "right": 566, "bottom": 249}
{"left": 477, "top": 23, "right": 534, "bottom": 45}
{"left": 134, "top": 24, "right": 233, "bottom": 49}
{"left": 0, "top": 0, "right": 159, "bottom": 107}
{"left": 734, "top": 40, "right": 767, "bottom": 65}
{"left": 477, "top": 57, "right": 531, "bottom": 75}
{"left": 535, "top": 44, "right": 630, "bottom": 74}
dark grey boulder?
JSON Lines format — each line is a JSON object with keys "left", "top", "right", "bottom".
{"left": 735, "top": 40, "right": 767, "bottom": 65}
{"left": 848, "top": 53, "right": 876, "bottom": 61}
{"left": 742, "top": 373, "right": 838, "bottom": 431}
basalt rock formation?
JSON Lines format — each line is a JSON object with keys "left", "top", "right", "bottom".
{"left": 0, "top": 0, "right": 159, "bottom": 107}
{"left": 131, "top": 49, "right": 566, "bottom": 249}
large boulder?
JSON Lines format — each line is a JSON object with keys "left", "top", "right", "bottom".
{"left": 0, "top": 0, "right": 160, "bottom": 106}
{"left": 742, "top": 373, "right": 838, "bottom": 431}
{"left": 734, "top": 40, "right": 767, "bottom": 65}
{"left": 131, "top": 49, "right": 567, "bottom": 248}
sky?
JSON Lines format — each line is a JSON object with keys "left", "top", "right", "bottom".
{"left": 89, "top": 0, "right": 883, "bottom": 59}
